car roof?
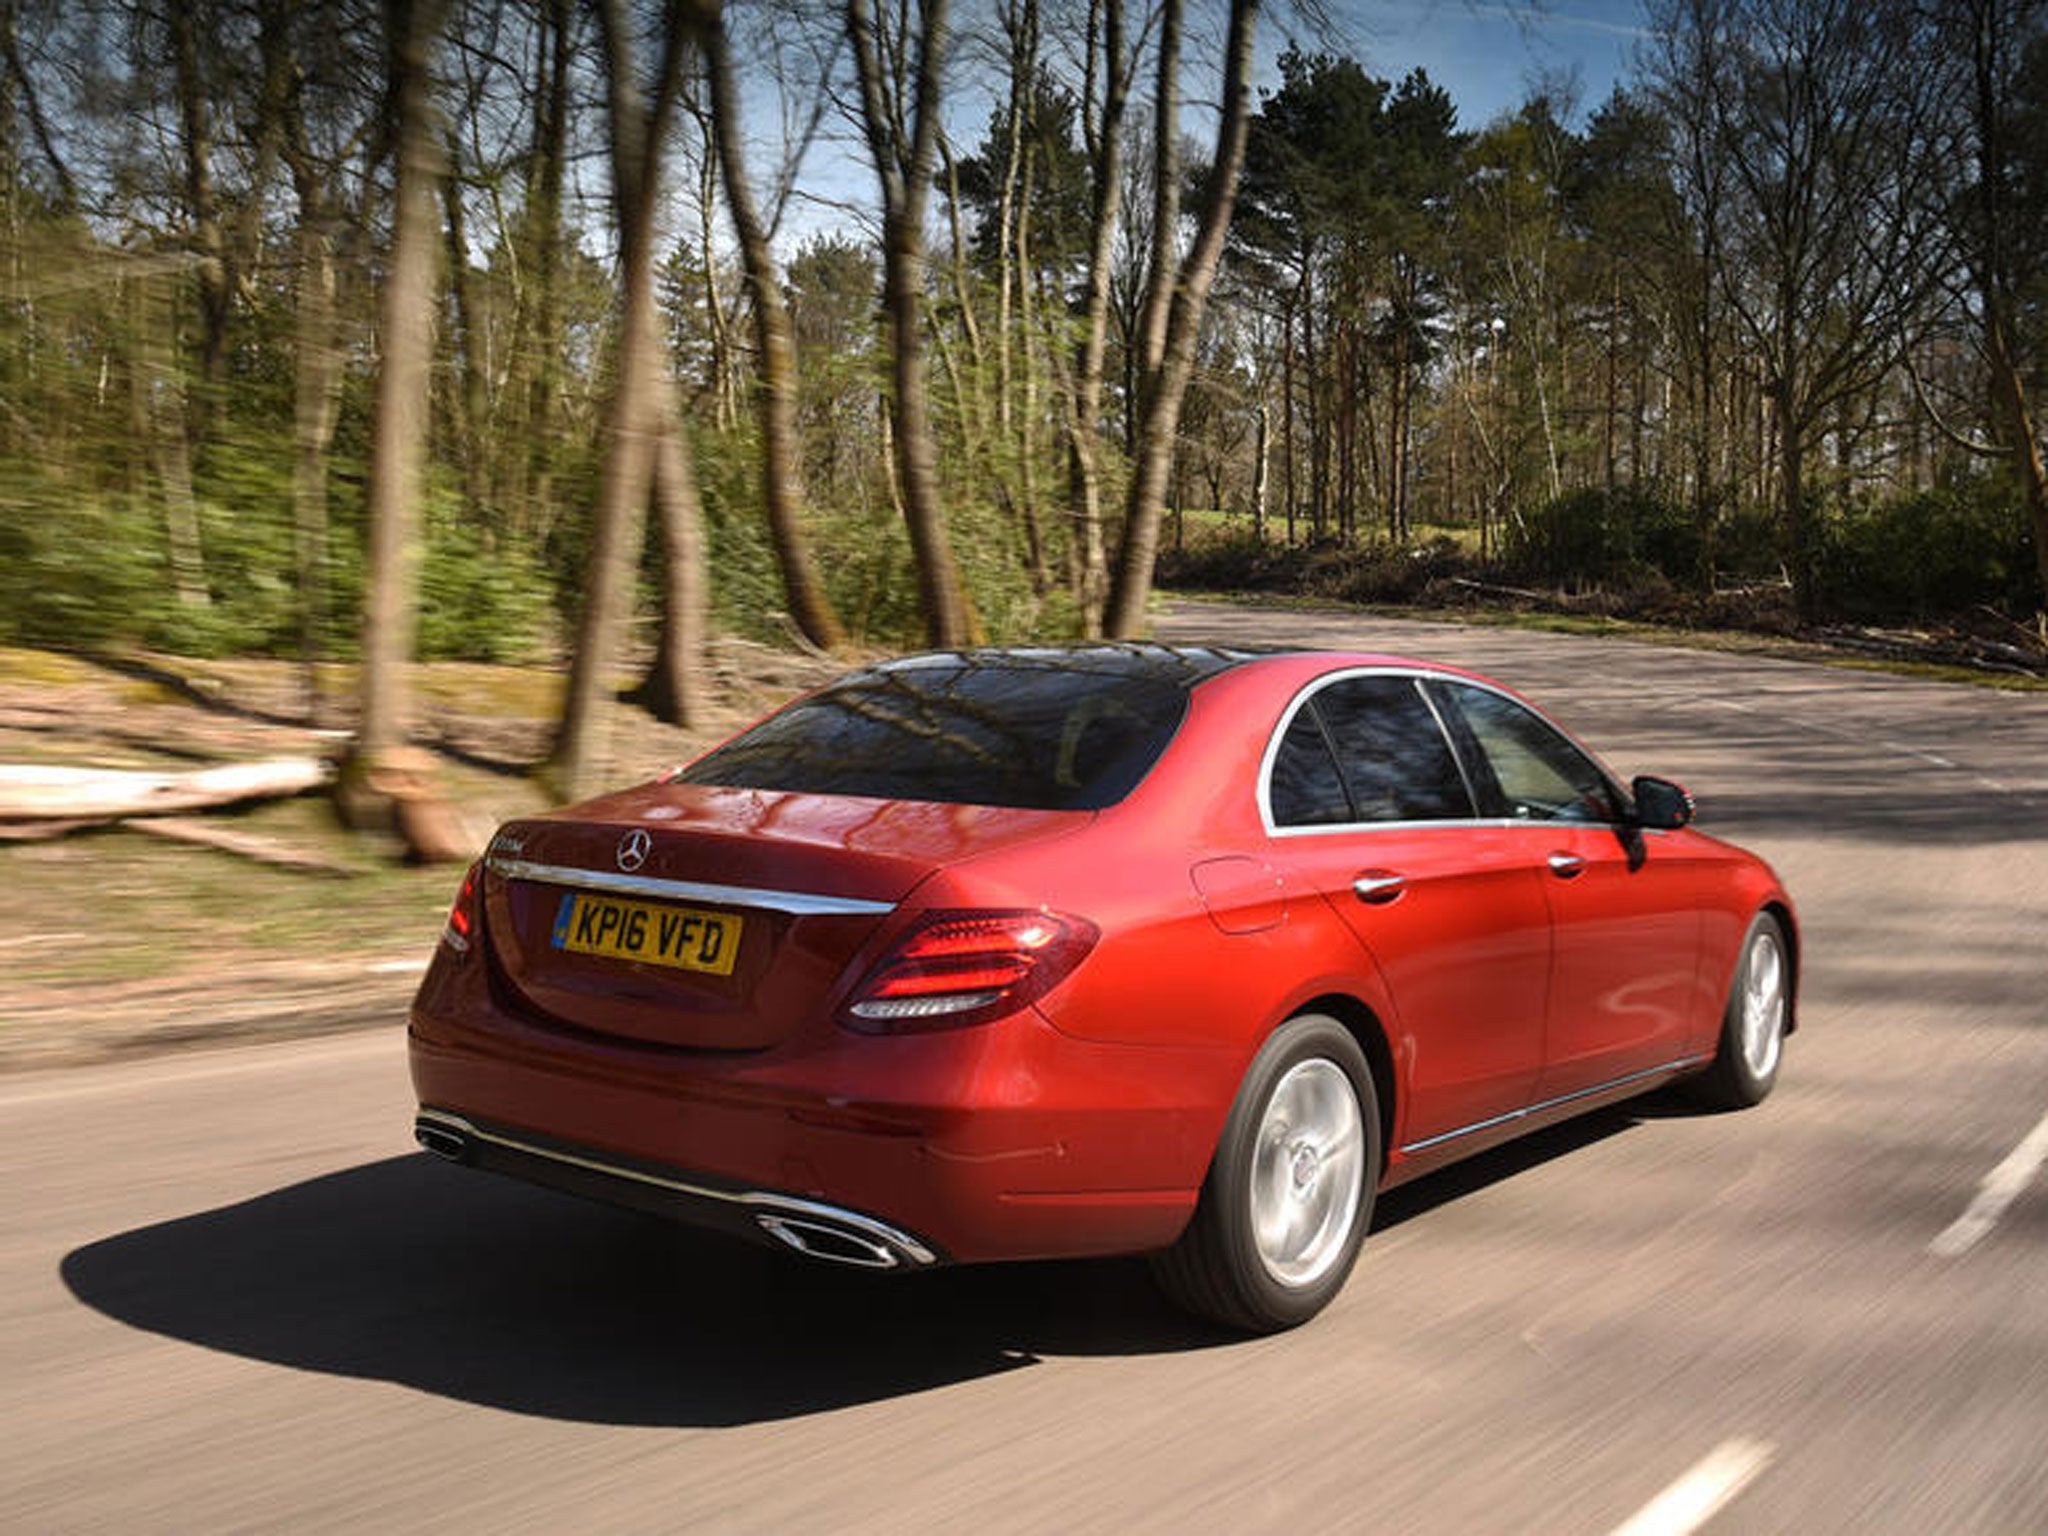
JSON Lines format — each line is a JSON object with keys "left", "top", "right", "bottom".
{"left": 874, "top": 642, "right": 1475, "bottom": 677}
{"left": 872, "top": 643, "right": 1294, "bottom": 687}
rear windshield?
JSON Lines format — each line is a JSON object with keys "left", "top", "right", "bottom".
{"left": 675, "top": 653, "right": 1195, "bottom": 810}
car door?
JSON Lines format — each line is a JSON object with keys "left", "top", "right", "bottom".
{"left": 1429, "top": 680, "right": 1705, "bottom": 1104}
{"left": 1263, "top": 673, "right": 1552, "bottom": 1149}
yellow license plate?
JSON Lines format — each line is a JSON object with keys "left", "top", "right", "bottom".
{"left": 550, "top": 891, "right": 743, "bottom": 976}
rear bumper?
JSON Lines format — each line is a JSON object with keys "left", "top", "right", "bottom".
{"left": 407, "top": 946, "right": 1232, "bottom": 1265}
{"left": 413, "top": 1107, "right": 939, "bottom": 1269}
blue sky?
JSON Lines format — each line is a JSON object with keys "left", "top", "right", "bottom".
{"left": 1301, "top": 0, "right": 1650, "bottom": 129}
{"left": 765, "top": 1, "right": 1654, "bottom": 252}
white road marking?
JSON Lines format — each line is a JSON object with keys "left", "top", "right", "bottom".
{"left": 1698, "top": 696, "right": 2023, "bottom": 797}
{"left": 1609, "top": 1439, "right": 1774, "bottom": 1536}
{"left": 366, "top": 957, "right": 431, "bottom": 975}
{"left": 1930, "top": 1108, "right": 2048, "bottom": 1258}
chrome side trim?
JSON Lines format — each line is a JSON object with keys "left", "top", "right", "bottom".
{"left": 1396, "top": 1055, "right": 1713, "bottom": 1156}
{"left": 414, "top": 1108, "right": 938, "bottom": 1266}
{"left": 485, "top": 856, "right": 896, "bottom": 917}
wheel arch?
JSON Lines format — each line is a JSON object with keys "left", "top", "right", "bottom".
{"left": 1759, "top": 898, "right": 1800, "bottom": 1035}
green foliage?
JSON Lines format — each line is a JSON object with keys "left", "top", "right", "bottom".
{"left": 418, "top": 520, "right": 556, "bottom": 663}
{"left": 1815, "top": 486, "right": 2038, "bottom": 621}
{"left": 1503, "top": 486, "right": 1703, "bottom": 587}
{"left": 695, "top": 424, "right": 927, "bottom": 647}
{"left": 0, "top": 473, "right": 166, "bottom": 649}
{"left": 1161, "top": 479, "right": 2039, "bottom": 632}
{"left": 694, "top": 428, "right": 790, "bottom": 644}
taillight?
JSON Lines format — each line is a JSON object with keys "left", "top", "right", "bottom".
{"left": 841, "top": 909, "right": 1098, "bottom": 1032}
{"left": 441, "top": 862, "right": 481, "bottom": 952}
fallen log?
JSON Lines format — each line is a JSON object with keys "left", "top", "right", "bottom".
{"left": 1446, "top": 575, "right": 1554, "bottom": 602}
{"left": 0, "top": 757, "right": 333, "bottom": 820}
{"left": 124, "top": 815, "right": 359, "bottom": 876}
{"left": 0, "top": 817, "right": 109, "bottom": 842}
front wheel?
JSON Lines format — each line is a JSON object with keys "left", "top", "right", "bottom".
{"left": 1690, "top": 912, "right": 1791, "bottom": 1110}
{"left": 1151, "top": 1014, "right": 1380, "bottom": 1333}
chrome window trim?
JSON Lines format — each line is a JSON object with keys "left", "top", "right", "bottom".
{"left": 1256, "top": 666, "right": 1631, "bottom": 839}
{"left": 485, "top": 856, "right": 896, "bottom": 917}
{"left": 1396, "top": 1054, "right": 1712, "bottom": 1155}
{"left": 1265, "top": 814, "right": 1629, "bottom": 840}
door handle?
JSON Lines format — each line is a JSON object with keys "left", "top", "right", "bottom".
{"left": 1547, "top": 852, "right": 1585, "bottom": 879}
{"left": 1352, "top": 871, "right": 1407, "bottom": 905}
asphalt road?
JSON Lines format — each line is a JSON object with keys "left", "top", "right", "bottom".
{"left": 6, "top": 602, "right": 2047, "bottom": 1534}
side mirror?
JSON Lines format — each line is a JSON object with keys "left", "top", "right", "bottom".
{"left": 1631, "top": 775, "right": 1695, "bottom": 830}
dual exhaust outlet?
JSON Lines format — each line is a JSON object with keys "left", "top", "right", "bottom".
{"left": 413, "top": 1111, "right": 935, "bottom": 1272}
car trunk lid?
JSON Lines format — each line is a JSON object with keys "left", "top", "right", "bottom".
{"left": 480, "top": 782, "right": 1082, "bottom": 1049}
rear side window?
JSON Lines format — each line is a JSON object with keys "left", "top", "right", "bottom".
{"left": 1267, "top": 674, "right": 1474, "bottom": 827}
{"left": 1268, "top": 711, "right": 1353, "bottom": 826}
{"left": 676, "top": 655, "right": 1191, "bottom": 810}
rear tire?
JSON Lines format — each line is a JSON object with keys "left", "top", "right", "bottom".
{"left": 1690, "top": 912, "right": 1790, "bottom": 1110}
{"left": 1151, "top": 1014, "right": 1380, "bottom": 1333}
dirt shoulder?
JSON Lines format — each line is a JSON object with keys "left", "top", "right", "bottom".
{"left": 0, "top": 638, "right": 850, "bottom": 1070}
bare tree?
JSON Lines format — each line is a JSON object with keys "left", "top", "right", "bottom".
{"left": 1656, "top": 0, "right": 1950, "bottom": 618}
{"left": 549, "top": 0, "right": 697, "bottom": 799}
{"left": 847, "top": 0, "right": 972, "bottom": 645}
{"left": 1102, "top": 0, "right": 1261, "bottom": 639}
{"left": 1063, "top": 0, "right": 1133, "bottom": 633}
{"left": 1945, "top": 0, "right": 2048, "bottom": 607}
{"left": 693, "top": 0, "right": 845, "bottom": 650}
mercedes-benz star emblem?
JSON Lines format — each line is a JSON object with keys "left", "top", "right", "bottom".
{"left": 616, "top": 829, "right": 651, "bottom": 872}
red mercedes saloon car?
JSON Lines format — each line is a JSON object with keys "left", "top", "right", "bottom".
{"left": 410, "top": 645, "right": 1796, "bottom": 1331}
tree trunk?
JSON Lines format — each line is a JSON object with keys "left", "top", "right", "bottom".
{"left": 167, "top": 0, "right": 229, "bottom": 448}
{"left": 698, "top": 1, "right": 844, "bottom": 649}
{"left": 626, "top": 403, "right": 710, "bottom": 727}
{"left": 1335, "top": 317, "right": 1355, "bottom": 542}
{"left": 1773, "top": 375, "right": 1813, "bottom": 622}
{"left": 1064, "top": 0, "right": 1126, "bottom": 635}
{"left": 518, "top": 0, "right": 571, "bottom": 543}
{"left": 1251, "top": 397, "right": 1269, "bottom": 541}
{"left": 548, "top": 0, "right": 691, "bottom": 800}
{"left": 291, "top": 206, "right": 342, "bottom": 724}
{"left": 439, "top": 125, "right": 488, "bottom": 519}
{"left": 278, "top": 17, "right": 340, "bottom": 721}
{"left": 1389, "top": 317, "right": 1411, "bottom": 542}
{"left": 1282, "top": 292, "right": 1296, "bottom": 544}
{"left": 358, "top": 0, "right": 449, "bottom": 769}
{"left": 847, "top": 0, "right": 970, "bottom": 646}
{"left": 133, "top": 271, "right": 208, "bottom": 607}
{"left": 1102, "top": 0, "right": 1260, "bottom": 639}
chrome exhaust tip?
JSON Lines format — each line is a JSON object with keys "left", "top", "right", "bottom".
{"left": 414, "top": 1117, "right": 469, "bottom": 1161}
{"left": 755, "top": 1213, "right": 907, "bottom": 1269}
